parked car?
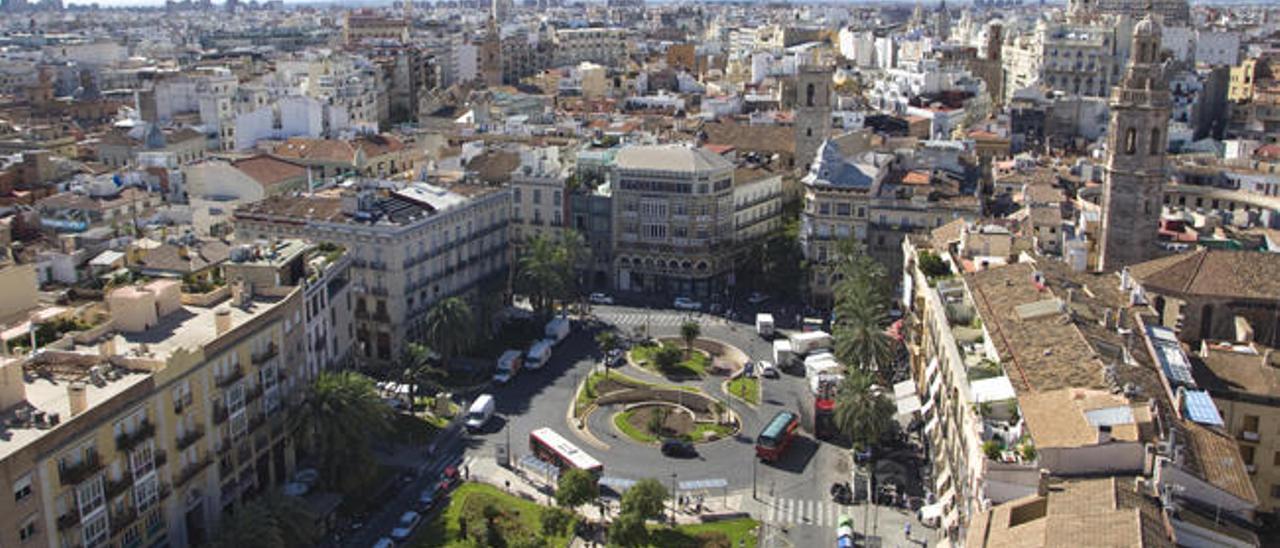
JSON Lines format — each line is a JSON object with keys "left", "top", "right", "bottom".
{"left": 589, "top": 292, "right": 614, "bottom": 305}
{"left": 673, "top": 297, "right": 702, "bottom": 311}
{"left": 747, "top": 292, "right": 771, "bottom": 305}
{"left": 604, "top": 348, "right": 625, "bottom": 367}
{"left": 373, "top": 537, "right": 395, "bottom": 548}
{"left": 416, "top": 485, "right": 439, "bottom": 511}
{"left": 390, "top": 511, "right": 421, "bottom": 541}
{"left": 660, "top": 438, "right": 697, "bottom": 458}
{"left": 759, "top": 360, "right": 779, "bottom": 378}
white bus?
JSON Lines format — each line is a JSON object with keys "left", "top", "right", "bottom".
{"left": 529, "top": 427, "right": 603, "bottom": 475}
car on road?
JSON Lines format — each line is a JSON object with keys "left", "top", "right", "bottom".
{"left": 589, "top": 292, "right": 614, "bottom": 305}
{"left": 758, "top": 360, "right": 778, "bottom": 378}
{"left": 673, "top": 297, "right": 702, "bottom": 311}
{"left": 416, "top": 485, "right": 439, "bottom": 511}
{"left": 747, "top": 292, "right": 770, "bottom": 305}
{"left": 603, "top": 348, "right": 625, "bottom": 367}
{"left": 390, "top": 511, "right": 421, "bottom": 541}
{"left": 660, "top": 438, "right": 697, "bottom": 458}
{"left": 373, "top": 537, "right": 395, "bottom": 548}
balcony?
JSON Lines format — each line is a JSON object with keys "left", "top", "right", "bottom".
{"left": 154, "top": 450, "right": 167, "bottom": 469}
{"left": 105, "top": 475, "right": 133, "bottom": 500}
{"left": 59, "top": 451, "right": 103, "bottom": 486}
{"left": 248, "top": 412, "right": 265, "bottom": 433}
{"left": 216, "top": 365, "right": 244, "bottom": 388}
{"left": 176, "top": 457, "right": 212, "bottom": 487}
{"left": 110, "top": 508, "right": 138, "bottom": 536}
{"left": 177, "top": 427, "right": 205, "bottom": 451}
{"left": 56, "top": 509, "right": 81, "bottom": 530}
{"left": 245, "top": 385, "right": 263, "bottom": 404}
{"left": 116, "top": 420, "right": 156, "bottom": 452}
{"left": 1240, "top": 430, "right": 1260, "bottom": 442}
{"left": 251, "top": 343, "right": 277, "bottom": 365}
{"left": 212, "top": 402, "right": 229, "bottom": 425}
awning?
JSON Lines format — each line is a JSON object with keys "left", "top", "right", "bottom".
{"left": 925, "top": 415, "right": 939, "bottom": 434}
{"left": 925, "top": 356, "right": 939, "bottom": 382}
{"left": 894, "top": 380, "right": 922, "bottom": 416}
{"left": 928, "top": 373, "right": 943, "bottom": 398}
{"left": 934, "top": 466, "right": 953, "bottom": 494}
{"left": 920, "top": 396, "right": 935, "bottom": 416}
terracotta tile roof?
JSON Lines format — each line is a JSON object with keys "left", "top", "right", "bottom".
{"left": 133, "top": 240, "right": 231, "bottom": 275}
{"left": 1128, "top": 249, "right": 1280, "bottom": 301}
{"left": 230, "top": 155, "right": 308, "bottom": 189}
{"left": 1177, "top": 419, "right": 1259, "bottom": 505}
{"left": 273, "top": 138, "right": 356, "bottom": 163}
{"left": 967, "top": 477, "right": 1172, "bottom": 548}
{"left": 902, "top": 170, "right": 930, "bottom": 185}
{"left": 701, "top": 121, "right": 795, "bottom": 155}
{"left": 465, "top": 150, "right": 520, "bottom": 184}
{"left": 1193, "top": 344, "right": 1280, "bottom": 397}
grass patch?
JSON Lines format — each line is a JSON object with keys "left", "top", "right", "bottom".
{"left": 414, "top": 396, "right": 460, "bottom": 428}
{"left": 575, "top": 370, "right": 698, "bottom": 417}
{"left": 414, "top": 482, "right": 574, "bottom": 547}
{"left": 630, "top": 343, "right": 710, "bottom": 378}
{"left": 687, "top": 422, "right": 736, "bottom": 442}
{"left": 648, "top": 517, "right": 760, "bottom": 548}
{"left": 726, "top": 376, "right": 760, "bottom": 405}
{"left": 613, "top": 408, "right": 658, "bottom": 443}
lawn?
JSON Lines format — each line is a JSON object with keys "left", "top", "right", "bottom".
{"left": 648, "top": 517, "right": 760, "bottom": 548}
{"left": 613, "top": 407, "right": 736, "bottom": 444}
{"left": 613, "top": 408, "right": 658, "bottom": 443}
{"left": 576, "top": 370, "right": 697, "bottom": 417}
{"left": 726, "top": 376, "right": 760, "bottom": 405}
{"left": 414, "top": 482, "right": 575, "bottom": 547}
{"left": 630, "top": 343, "right": 711, "bottom": 378}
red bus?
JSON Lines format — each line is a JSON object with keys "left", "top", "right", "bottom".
{"left": 529, "top": 427, "right": 604, "bottom": 475}
{"left": 756, "top": 411, "right": 800, "bottom": 462}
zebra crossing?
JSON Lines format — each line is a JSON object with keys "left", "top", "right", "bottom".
{"left": 766, "top": 497, "right": 854, "bottom": 528}
{"left": 595, "top": 311, "right": 711, "bottom": 327}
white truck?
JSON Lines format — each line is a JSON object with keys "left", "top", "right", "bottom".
{"left": 773, "top": 339, "right": 793, "bottom": 369}
{"left": 789, "top": 330, "right": 832, "bottom": 356}
{"left": 526, "top": 339, "right": 554, "bottom": 370}
{"left": 493, "top": 350, "right": 524, "bottom": 384}
{"left": 755, "top": 313, "right": 775, "bottom": 338}
{"left": 545, "top": 317, "right": 571, "bottom": 345}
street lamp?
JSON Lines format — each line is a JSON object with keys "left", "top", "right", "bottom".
{"left": 752, "top": 456, "right": 758, "bottom": 500}
{"left": 504, "top": 414, "right": 512, "bottom": 468}
{"left": 670, "top": 473, "right": 678, "bottom": 526}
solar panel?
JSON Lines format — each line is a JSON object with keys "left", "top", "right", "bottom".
{"left": 1147, "top": 326, "right": 1197, "bottom": 388}
{"left": 1084, "top": 406, "right": 1134, "bottom": 427}
{"left": 1183, "top": 390, "right": 1225, "bottom": 427}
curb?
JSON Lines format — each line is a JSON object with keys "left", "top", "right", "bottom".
{"left": 566, "top": 371, "right": 611, "bottom": 451}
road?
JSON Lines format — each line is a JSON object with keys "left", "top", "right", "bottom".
{"left": 347, "top": 302, "right": 932, "bottom": 547}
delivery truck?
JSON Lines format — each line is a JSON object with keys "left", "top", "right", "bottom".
{"left": 789, "top": 330, "right": 832, "bottom": 356}
{"left": 756, "top": 313, "right": 775, "bottom": 338}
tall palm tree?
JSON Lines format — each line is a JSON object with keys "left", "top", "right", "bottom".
{"left": 832, "top": 369, "right": 896, "bottom": 449}
{"left": 516, "top": 235, "right": 568, "bottom": 315}
{"left": 831, "top": 240, "right": 897, "bottom": 381}
{"left": 400, "top": 342, "right": 444, "bottom": 410}
{"left": 297, "top": 372, "right": 392, "bottom": 496}
{"left": 680, "top": 320, "right": 701, "bottom": 358}
{"left": 424, "top": 297, "right": 474, "bottom": 370}
{"left": 208, "top": 493, "right": 317, "bottom": 548}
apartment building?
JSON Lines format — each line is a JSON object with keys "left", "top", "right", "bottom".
{"left": 510, "top": 147, "right": 567, "bottom": 243}
{"left": 232, "top": 179, "right": 509, "bottom": 365}
{"left": 554, "top": 27, "right": 628, "bottom": 68}
{"left": 900, "top": 232, "right": 1259, "bottom": 544}
{"left": 611, "top": 145, "right": 736, "bottom": 299}
{"left": 731, "top": 165, "right": 784, "bottom": 244}
{"left": 1038, "top": 20, "right": 1121, "bottom": 99}
{"left": 0, "top": 239, "right": 332, "bottom": 548}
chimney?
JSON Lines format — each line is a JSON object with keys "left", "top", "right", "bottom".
{"left": 1036, "top": 469, "right": 1050, "bottom": 497}
{"left": 98, "top": 337, "right": 116, "bottom": 358}
{"left": 68, "top": 382, "right": 88, "bottom": 417}
{"left": 215, "top": 308, "right": 232, "bottom": 336}
{"left": 231, "top": 278, "right": 252, "bottom": 307}
{"left": 1097, "top": 424, "right": 1112, "bottom": 444}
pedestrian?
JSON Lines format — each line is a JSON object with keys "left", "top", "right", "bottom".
{"left": 464, "top": 464, "right": 470, "bottom": 480}
{"left": 905, "top": 522, "right": 912, "bottom": 540}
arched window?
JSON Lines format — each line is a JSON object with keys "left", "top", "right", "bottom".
{"left": 1149, "top": 127, "right": 1161, "bottom": 154}
{"left": 1124, "top": 127, "right": 1137, "bottom": 155}
{"left": 807, "top": 128, "right": 813, "bottom": 137}
{"left": 806, "top": 83, "right": 815, "bottom": 107}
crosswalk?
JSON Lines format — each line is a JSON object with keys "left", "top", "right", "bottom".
{"left": 596, "top": 311, "right": 726, "bottom": 328}
{"left": 766, "top": 497, "right": 854, "bottom": 528}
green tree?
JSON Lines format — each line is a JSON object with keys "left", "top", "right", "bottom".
{"left": 652, "top": 345, "right": 683, "bottom": 373}
{"left": 556, "top": 468, "right": 600, "bottom": 508}
{"left": 516, "top": 235, "right": 572, "bottom": 315}
{"left": 917, "top": 250, "right": 952, "bottom": 279}
{"left": 541, "top": 506, "right": 577, "bottom": 537}
{"left": 297, "top": 372, "right": 392, "bottom": 497}
{"left": 609, "top": 512, "right": 650, "bottom": 547}
{"left": 399, "top": 342, "right": 444, "bottom": 411}
{"left": 596, "top": 330, "right": 618, "bottom": 378}
{"left": 209, "top": 493, "right": 318, "bottom": 548}
{"left": 679, "top": 320, "right": 700, "bottom": 358}
{"left": 424, "top": 296, "right": 474, "bottom": 370}
{"left": 831, "top": 241, "right": 897, "bottom": 381}
{"left": 832, "top": 369, "right": 896, "bottom": 449}
{"left": 621, "top": 478, "right": 668, "bottom": 522}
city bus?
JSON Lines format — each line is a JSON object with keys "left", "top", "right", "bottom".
{"left": 756, "top": 411, "right": 800, "bottom": 462}
{"left": 529, "top": 427, "right": 604, "bottom": 476}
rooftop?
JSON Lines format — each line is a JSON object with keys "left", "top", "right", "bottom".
{"left": 1128, "top": 248, "right": 1280, "bottom": 302}
{"left": 615, "top": 145, "right": 734, "bottom": 174}
{"left": 966, "top": 477, "right": 1171, "bottom": 548}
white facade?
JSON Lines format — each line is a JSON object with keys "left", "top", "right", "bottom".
{"left": 1194, "top": 30, "right": 1240, "bottom": 67}
{"left": 838, "top": 28, "right": 877, "bottom": 68}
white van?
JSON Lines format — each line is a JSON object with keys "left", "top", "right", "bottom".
{"left": 756, "top": 313, "right": 775, "bottom": 338}
{"left": 465, "top": 394, "right": 495, "bottom": 431}
{"left": 493, "top": 349, "right": 524, "bottom": 383}
{"left": 526, "top": 339, "right": 554, "bottom": 370}
{"left": 545, "top": 317, "right": 571, "bottom": 345}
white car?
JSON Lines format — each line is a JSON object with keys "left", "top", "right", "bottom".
{"left": 673, "top": 297, "right": 702, "bottom": 311}
{"left": 759, "top": 360, "right": 779, "bottom": 378}
{"left": 390, "top": 511, "right": 421, "bottom": 541}
{"left": 589, "top": 292, "right": 614, "bottom": 305}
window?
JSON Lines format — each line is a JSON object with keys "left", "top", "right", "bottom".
{"left": 76, "top": 477, "right": 104, "bottom": 517}
{"left": 13, "top": 473, "right": 31, "bottom": 503}
{"left": 1244, "top": 415, "right": 1260, "bottom": 434}
{"left": 1274, "top": 451, "right": 1280, "bottom": 467}
{"left": 532, "top": 189, "right": 542, "bottom": 205}
{"left": 19, "top": 516, "right": 36, "bottom": 541}
{"left": 1273, "top": 484, "right": 1280, "bottom": 499}
{"left": 1124, "top": 127, "right": 1136, "bottom": 155}
{"left": 1149, "top": 128, "right": 1161, "bottom": 154}
{"left": 836, "top": 203, "right": 851, "bottom": 216}
{"left": 82, "top": 510, "right": 108, "bottom": 547}
{"left": 1241, "top": 444, "right": 1255, "bottom": 465}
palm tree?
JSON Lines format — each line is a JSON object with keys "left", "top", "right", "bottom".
{"left": 831, "top": 240, "right": 897, "bottom": 381}
{"left": 209, "top": 493, "right": 318, "bottom": 548}
{"left": 679, "top": 320, "right": 701, "bottom": 358}
{"left": 297, "top": 372, "right": 392, "bottom": 496}
{"left": 832, "top": 368, "right": 896, "bottom": 450}
{"left": 515, "top": 235, "right": 569, "bottom": 315}
{"left": 424, "top": 297, "right": 474, "bottom": 371}
{"left": 400, "top": 342, "right": 445, "bottom": 411}
{"left": 596, "top": 330, "right": 618, "bottom": 378}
